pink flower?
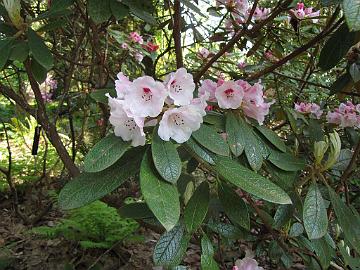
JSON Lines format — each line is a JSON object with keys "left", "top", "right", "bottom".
{"left": 290, "top": 3, "right": 320, "bottom": 22}
{"left": 45, "top": 76, "right": 57, "bottom": 90}
{"left": 164, "top": 68, "right": 195, "bottom": 106}
{"left": 199, "top": 79, "right": 217, "bottom": 102}
{"left": 297, "top": 2, "right": 305, "bottom": 9}
{"left": 124, "top": 76, "right": 167, "bottom": 117}
{"left": 134, "top": 52, "right": 144, "bottom": 62}
{"left": 143, "top": 41, "right": 159, "bottom": 52}
{"left": 341, "top": 113, "right": 359, "bottom": 128}
{"left": 121, "top": 43, "right": 129, "bottom": 50}
{"left": 238, "top": 61, "right": 247, "bottom": 69}
{"left": 236, "top": 79, "right": 251, "bottom": 91}
{"left": 215, "top": 80, "right": 244, "bottom": 109}
{"left": 115, "top": 72, "right": 132, "bottom": 99}
{"left": 129, "top": 32, "right": 143, "bottom": 44}
{"left": 251, "top": 7, "right": 271, "bottom": 21}
{"left": 339, "top": 101, "right": 356, "bottom": 114}
{"left": 234, "top": 257, "right": 264, "bottom": 270}
{"left": 158, "top": 105, "right": 203, "bottom": 143}
{"left": 41, "top": 92, "right": 52, "bottom": 102}
{"left": 198, "top": 48, "right": 210, "bottom": 59}
{"left": 294, "top": 102, "right": 323, "bottom": 119}
{"left": 242, "top": 83, "right": 273, "bottom": 125}
{"left": 327, "top": 111, "right": 342, "bottom": 125}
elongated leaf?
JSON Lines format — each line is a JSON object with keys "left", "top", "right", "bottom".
{"left": 256, "top": 125, "right": 286, "bottom": 152}
{"left": 110, "top": 0, "right": 129, "bottom": 20}
{"left": 118, "top": 202, "right": 154, "bottom": 219}
{"left": 328, "top": 187, "right": 360, "bottom": 253}
{"left": 30, "top": 59, "right": 47, "bottom": 83}
{"left": 273, "top": 204, "right": 294, "bottom": 229}
{"left": 122, "top": 0, "right": 157, "bottom": 25}
{"left": 88, "top": 0, "right": 111, "bottom": 24}
{"left": 0, "top": 38, "right": 13, "bottom": 70}
{"left": 219, "top": 183, "right": 250, "bottom": 229}
{"left": 152, "top": 132, "right": 181, "bottom": 184}
{"left": 10, "top": 41, "right": 29, "bottom": 62}
{"left": 319, "top": 23, "right": 355, "bottom": 70}
{"left": 179, "top": 0, "right": 206, "bottom": 17}
{"left": 84, "top": 134, "right": 130, "bottom": 173}
{"left": 90, "top": 88, "right": 116, "bottom": 104}
{"left": 343, "top": 0, "right": 360, "bottom": 32}
{"left": 226, "top": 112, "right": 245, "bottom": 157}
{"left": 330, "top": 72, "right": 352, "bottom": 95}
{"left": 268, "top": 151, "right": 306, "bottom": 171}
{"left": 201, "top": 234, "right": 214, "bottom": 256}
{"left": 192, "top": 124, "right": 229, "bottom": 156}
{"left": 184, "top": 182, "right": 209, "bottom": 232}
{"left": 238, "top": 117, "right": 263, "bottom": 170}
{"left": 207, "top": 220, "right": 244, "bottom": 239}
{"left": 216, "top": 156, "right": 292, "bottom": 204}
{"left": 312, "top": 237, "right": 335, "bottom": 269}
{"left": 184, "top": 138, "right": 215, "bottom": 165}
{"left": 59, "top": 148, "right": 144, "bottom": 210}
{"left": 153, "top": 223, "right": 190, "bottom": 267}
{"left": 303, "top": 183, "right": 328, "bottom": 239}
{"left": 201, "top": 255, "right": 219, "bottom": 270}
{"left": 140, "top": 151, "right": 180, "bottom": 231}
{"left": 27, "top": 29, "right": 54, "bottom": 70}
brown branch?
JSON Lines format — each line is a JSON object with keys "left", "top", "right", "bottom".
{"left": 173, "top": 0, "right": 183, "bottom": 68}
{"left": 24, "top": 61, "right": 80, "bottom": 177}
{"left": 194, "top": 0, "right": 292, "bottom": 83}
{"left": 248, "top": 17, "right": 343, "bottom": 81}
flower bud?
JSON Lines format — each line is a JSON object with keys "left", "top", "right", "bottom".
{"left": 3, "top": 0, "right": 24, "bottom": 29}
{"left": 314, "top": 140, "right": 328, "bottom": 166}
{"left": 323, "top": 131, "right": 341, "bottom": 171}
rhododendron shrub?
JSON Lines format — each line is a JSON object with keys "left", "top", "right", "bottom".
{"left": 2, "top": 0, "right": 360, "bottom": 269}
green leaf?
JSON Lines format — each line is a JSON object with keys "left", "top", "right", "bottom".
{"left": 192, "top": 124, "right": 229, "bottom": 156}
{"left": 140, "top": 151, "right": 180, "bottom": 231}
{"left": 184, "top": 138, "right": 215, "bottom": 165}
{"left": 30, "top": 59, "right": 47, "bottom": 83}
{"left": 201, "top": 255, "right": 219, "bottom": 270}
{"left": 226, "top": 112, "right": 245, "bottom": 157}
{"left": 152, "top": 131, "right": 181, "bottom": 184}
{"left": 201, "top": 234, "right": 214, "bottom": 256}
{"left": 10, "top": 41, "right": 29, "bottom": 62}
{"left": 122, "top": 0, "right": 157, "bottom": 25}
{"left": 218, "top": 183, "right": 249, "bottom": 230}
{"left": 330, "top": 72, "right": 352, "bottom": 95}
{"left": 184, "top": 182, "right": 210, "bottom": 233}
{"left": 90, "top": 88, "right": 116, "bottom": 104}
{"left": 273, "top": 204, "right": 294, "bottom": 229}
{"left": 268, "top": 151, "right": 306, "bottom": 171}
{"left": 88, "top": 0, "right": 111, "bottom": 24}
{"left": 179, "top": 0, "right": 206, "bottom": 17}
{"left": 349, "top": 62, "right": 360, "bottom": 82}
{"left": 207, "top": 220, "right": 244, "bottom": 239}
{"left": 59, "top": 148, "right": 143, "bottom": 210}
{"left": 321, "top": 0, "right": 343, "bottom": 6}
{"left": 319, "top": 23, "right": 355, "bottom": 70}
{"left": 118, "top": 202, "right": 154, "bottom": 219}
{"left": 153, "top": 223, "right": 190, "bottom": 267}
{"left": 216, "top": 156, "right": 292, "bottom": 204}
{"left": 303, "top": 183, "right": 328, "bottom": 239}
{"left": 256, "top": 125, "right": 286, "bottom": 152}
{"left": 27, "top": 29, "right": 54, "bottom": 70}
{"left": 0, "top": 38, "right": 13, "bottom": 70}
{"left": 311, "top": 237, "right": 335, "bottom": 269}
{"left": 289, "top": 222, "right": 304, "bottom": 237}
{"left": 238, "top": 117, "right": 263, "bottom": 171}
{"left": 328, "top": 187, "right": 360, "bottom": 253}
{"left": 84, "top": 134, "right": 130, "bottom": 173}
{"left": 343, "top": 0, "right": 360, "bottom": 32}
{"left": 110, "top": 0, "right": 129, "bottom": 20}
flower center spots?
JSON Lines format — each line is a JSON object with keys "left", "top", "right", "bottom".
{"left": 171, "top": 80, "right": 183, "bottom": 94}
{"left": 172, "top": 113, "right": 185, "bottom": 126}
{"left": 224, "top": 89, "right": 234, "bottom": 98}
{"left": 142, "top": 88, "right": 152, "bottom": 101}
{"left": 124, "top": 119, "right": 137, "bottom": 131}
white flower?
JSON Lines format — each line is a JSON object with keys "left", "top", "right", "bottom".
{"left": 199, "top": 79, "right": 217, "bottom": 102}
{"left": 215, "top": 80, "right": 244, "bottom": 109}
{"left": 165, "top": 68, "right": 195, "bottom": 106}
{"left": 158, "top": 105, "right": 203, "bottom": 143}
{"left": 115, "top": 72, "right": 131, "bottom": 99}
{"left": 125, "top": 76, "right": 168, "bottom": 117}
{"left": 108, "top": 95, "right": 145, "bottom": 147}
{"left": 234, "top": 257, "right": 264, "bottom": 270}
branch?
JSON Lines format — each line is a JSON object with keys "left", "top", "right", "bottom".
{"left": 248, "top": 17, "right": 343, "bottom": 81}
{"left": 194, "top": 0, "right": 293, "bottom": 83}
{"left": 24, "top": 61, "right": 80, "bottom": 177}
{"left": 173, "top": 0, "right": 183, "bottom": 68}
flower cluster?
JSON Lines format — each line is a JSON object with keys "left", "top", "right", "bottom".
{"left": 108, "top": 68, "right": 207, "bottom": 146}
{"left": 40, "top": 75, "right": 58, "bottom": 102}
{"left": 233, "top": 257, "right": 264, "bottom": 270}
{"left": 327, "top": 101, "right": 360, "bottom": 128}
{"left": 289, "top": 2, "right": 320, "bottom": 22}
{"left": 199, "top": 78, "right": 273, "bottom": 125}
{"left": 294, "top": 102, "right": 323, "bottom": 119}
{"left": 120, "top": 32, "right": 159, "bottom": 63}
{"left": 217, "top": 0, "right": 270, "bottom": 25}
